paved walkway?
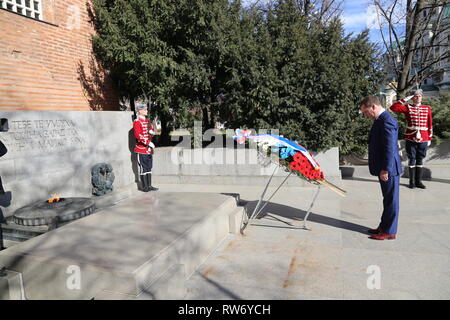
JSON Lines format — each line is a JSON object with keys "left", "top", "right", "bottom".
{"left": 156, "top": 175, "right": 450, "bottom": 300}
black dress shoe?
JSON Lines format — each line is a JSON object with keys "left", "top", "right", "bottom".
{"left": 368, "top": 227, "right": 381, "bottom": 234}
{"left": 146, "top": 175, "right": 158, "bottom": 191}
{"left": 415, "top": 181, "right": 426, "bottom": 189}
{"left": 415, "top": 167, "right": 426, "bottom": 189}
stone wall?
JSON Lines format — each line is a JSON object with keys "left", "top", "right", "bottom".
{"left": 0, "top": 111, "right": 343, "bottom": 217}
{"left": 0, "top": 111, "right": 136, "bottom": 217}
{"left": 413, "top": 140, "right": 450, "bottom": 165}
{"left": 151, "top": 146, "right": 342, "bottom": 187}
{"left": 340, "top": 140, "right": 450, "bottom": 179}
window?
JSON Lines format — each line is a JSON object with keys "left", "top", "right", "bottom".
{"left": 1, "top": 0, "right": 42, "bottom": 20}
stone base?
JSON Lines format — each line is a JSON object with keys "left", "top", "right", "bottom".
{"left": 0, "top": 192, "right": 244, "bottom": 299}
{"left": 1, "top": 219, "right": 49, "bottom": 242}
{"left": 0, "top": 270, "right": 25, "bottom": 300}
{"left": 90, "top": 184, "right": 135, "bottom": 209}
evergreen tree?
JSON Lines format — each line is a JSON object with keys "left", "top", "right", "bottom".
{"left": 422, "top": 94, "right": 450, "bottom": 146}
{"left": 91, "top": 0, "right": 384, "bottom": 154}
{"left": 92, "top": 0, "right": 180, "bottom": 144}
{"left": 220, "top": 1, "right": 383, "bottom": 154}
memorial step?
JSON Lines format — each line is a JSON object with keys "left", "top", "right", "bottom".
{"left": 0, "top": 192, "right": 243, "bottom": 299}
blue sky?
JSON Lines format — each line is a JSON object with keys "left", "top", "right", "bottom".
{"left": 341, "top": 0, "right": 373, "bottom": 33}
{"left": 341, "top": 0, "right": 383, "bottom": 43}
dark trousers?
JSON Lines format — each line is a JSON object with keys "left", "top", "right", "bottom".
{"left": 405, "top": 140, "right": 428, "bottom": 166}
{"left": 378, "top": 174, "right": 400, "bottom": 234}
{"left": 137, "top": 153, "right": 153, "bottom": 175}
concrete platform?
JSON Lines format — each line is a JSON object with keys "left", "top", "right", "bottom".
{"left": 2, "top": 171, "right": 448, "bottom": 300}
{"left": 161, "top": 179, "right": 450, "bottom": 300}
{"left": 0, "top": 192, "right": 242, "bottom": 299}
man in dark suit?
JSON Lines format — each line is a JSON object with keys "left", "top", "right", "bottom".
{"left": 360, "top": 96, "right": 403, "bottom": 240}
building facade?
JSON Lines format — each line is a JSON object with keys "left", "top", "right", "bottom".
{"left": 418, "top": 5, "right": 450, "bottom": 92}
{"left": 0, "top": 0, "right": 120, "bottom": 111}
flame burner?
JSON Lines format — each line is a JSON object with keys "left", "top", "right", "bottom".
{"left": 13, "top": 197, "right": 96, "bottom": 227}
{"left": 47, "top": 193, "right": 62, "bottom": 203}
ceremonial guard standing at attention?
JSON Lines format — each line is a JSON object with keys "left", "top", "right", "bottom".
{"left": 134, "top": 103, "right": 158, "bottom": 192}
{"left": 390, "top": 89, "right": 433, "bottom": 189}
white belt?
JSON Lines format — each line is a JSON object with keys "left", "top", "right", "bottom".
{"left": 407, "top": 126, "right": 428, "bottom": 131}
{"left": 407, "top": 126, "right": 429, "bottom": 140}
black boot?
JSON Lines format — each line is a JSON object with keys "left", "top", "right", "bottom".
{"left": 140, "top": 175, "right": 149, "bottom": 192}
{"left": 146, "top": 174, "right": 158, "bottom": 191}
{"left": 408, "top": 167, "right": 415, "bottom": 189}
{"left": 415, "top": 167, "right": 426, "bottom": 189}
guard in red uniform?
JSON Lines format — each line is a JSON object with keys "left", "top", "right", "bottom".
{"left": 390, "top": 89, "right": 433, "bottom": 189}
{"left": 134, "top": 103, "right": 158, "bottom": 192}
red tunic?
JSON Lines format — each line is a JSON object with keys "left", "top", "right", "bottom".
{"left": 133, "top": 116, "right": 155, "bottom": 154}
{"left": 390, "top": 99, "right": 433, "bottom": 142}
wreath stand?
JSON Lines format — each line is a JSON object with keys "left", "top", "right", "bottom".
{"left": 240, "top": 155, "right": 322, "bottom": 234}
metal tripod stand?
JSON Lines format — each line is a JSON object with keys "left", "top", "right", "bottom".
{"left": 240, "top": 155, "right": 322, "bottom": 234}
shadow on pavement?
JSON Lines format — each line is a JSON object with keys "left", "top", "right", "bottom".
{"left": 430, "top": 178, "right": 450, "bottom": 185}
{"left": 194, "top": 273, "right": 242, "bottom": 300}
{"left": 243, "top": 200, "right": 370, "bottom": 235}
{"left": 344, "top": 175, "right": 450, "bottom": 186}
{"left": 342, "top": 176, "right": 379, "bottom": 183}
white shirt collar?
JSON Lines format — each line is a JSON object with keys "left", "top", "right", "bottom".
{"left": 375, "top": 108, "right": 386, "bottom": 119}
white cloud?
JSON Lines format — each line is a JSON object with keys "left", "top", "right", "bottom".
{"left": 342, "top": 12, "right": 369, "bottom": 30}
{"left": 342, "top": 2, "right": 385, "bottom": 31}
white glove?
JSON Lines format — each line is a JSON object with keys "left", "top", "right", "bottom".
{"left": 404, "top": 95, "right": 414, "bottom": 102}
{"left": 149, "top": 142, "right": 155, "bottom": 149}
{"left": 427, "top": 141, "right": 431, "bottom": 147}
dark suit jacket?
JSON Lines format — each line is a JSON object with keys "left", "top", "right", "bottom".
{"left": 0, "top": 140, "right": 6, "bottom": 158}
{"left": 368, "top": 111, "right": 403, "bottom": 177}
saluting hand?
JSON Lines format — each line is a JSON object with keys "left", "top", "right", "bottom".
{"left": 404, "top": 95, "right": 414, "bottom": 102}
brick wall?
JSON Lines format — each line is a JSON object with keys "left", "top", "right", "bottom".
{"left": 0, "top": 0, "right": 120, "bottom": 111}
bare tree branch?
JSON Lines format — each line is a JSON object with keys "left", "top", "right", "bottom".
{"left": 376, "top": 5, "right": 401, "bottom": 78}
{"left": 372, "top": 0, "right": 450, "bottom": 97}
{"left": 374, "top": 0, "right": 405, "bottom": 58}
